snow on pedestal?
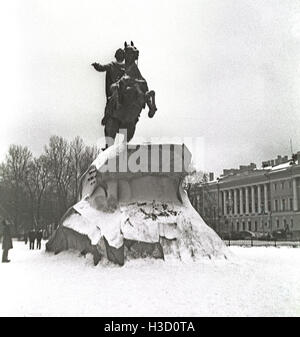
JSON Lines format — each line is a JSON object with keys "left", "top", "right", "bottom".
{"left": 46, "top": 142, "right": 229, "bottom": 264}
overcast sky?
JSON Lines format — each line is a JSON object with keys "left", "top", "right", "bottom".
{"left": 0, "top": 0, "right": 300, "bottom": 176}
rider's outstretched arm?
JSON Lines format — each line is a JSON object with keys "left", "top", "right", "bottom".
{"left": 92, "top": 63, "right": 110, "bottom": 72}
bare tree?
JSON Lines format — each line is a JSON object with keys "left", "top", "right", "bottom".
{"left": 70, "top": 136, "right": 85, "bottom": 201}
{"left": 0, "top": 136, "right": 100, "bottom": 233}
{"left": 44, "top": 136, "right": 73, "bottom": 217}
{"left": 24, "top": 155, "right": 49, "bottom": 228}
{"left": 0, "top": 145, "right": 32, "bottom": 233}
{"left": 81, "top": 144, "right": 99, "bottom": 173}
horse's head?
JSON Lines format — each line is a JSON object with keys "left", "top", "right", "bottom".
{"left": 124, "top": 41, "right": 139, "bottom": 66}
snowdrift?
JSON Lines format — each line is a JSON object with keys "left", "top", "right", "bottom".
{"left": 46, "top": 143, "right": 229, "bottom": 265}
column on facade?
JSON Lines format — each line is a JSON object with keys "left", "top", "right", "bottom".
{"left": 228, "top": 190, "right": 233, "bottom": 215}
{"left": 239, "top": 188, "right": 243, "bottom": 214}
{"left": 233, "top": 189, "right": 238, "bottom": 215}
{"left": 223, "top": 190, "right": 227, "bottom": 215}
{"left": 251, "top": 186, "right": 255, "bottom": 214}
{"left": 293, "top": 178, "right": 298, "bottom": 211}
{"left": 245, "top": 187, "right": 249, "bottom": 214}
{"left": 264, "top": 184, "right": 269, "bottom": 213}
{"left": 257, "top": 185, "right": 262, "bottom": 214}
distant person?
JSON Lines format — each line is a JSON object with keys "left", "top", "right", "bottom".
{"left": 28, "top": 229, "right": 36, "bottom": 250}
{"left": 24, "top": 232, "right": 28, "bottom": 245}
{"left": 36, "top": 229, "right": 43, "bottom": 250}
{"left": 43, "top": 228, "right": 49, "bottom": 240}
{"left": 2, "top": 220, "right": 13, "bottom": 263}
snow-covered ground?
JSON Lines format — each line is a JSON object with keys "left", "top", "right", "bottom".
{"left": 0, "top": 241, "right": 300, "bottom": 317}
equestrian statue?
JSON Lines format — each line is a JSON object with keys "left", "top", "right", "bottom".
{"left": 92, "top": 41, "right": 157, "bottom": 148}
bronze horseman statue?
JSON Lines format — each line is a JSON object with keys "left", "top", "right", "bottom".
{"left": 92, "top": 41, "right": 157, "bottom": 148}
{"left": 45, "top": 43, "right": 228, "bottom": 266}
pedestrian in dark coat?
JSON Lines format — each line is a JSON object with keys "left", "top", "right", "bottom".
{"left": 28, "top": 229, "right": 36, "bottom": 250}
{"left": 24, "top": 232, "right": 28, "bottom": 244}
{"left": 36, "top": 230, "right": 43, "bottom": 250}
{"left": 2, "top": 220, "right": 13, "bottom": 263}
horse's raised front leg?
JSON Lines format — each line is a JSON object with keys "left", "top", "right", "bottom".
{"left": 145, "top": 90, "right": 157, "bottom": 118}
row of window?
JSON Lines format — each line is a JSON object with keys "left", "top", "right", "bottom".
{"left": 276, "top": 218, "right": 292, "bottom": 229}
{"left": 233, "top": 218, "right": 293, "bottom": 232}
{"left": 192, "top": 197, "right": 294, "bottom": 215}
{"left": 274, "top": 198, "right": 293, "bottom": 212}
{"left": 223, "top": 189, "right": 269, "bottom": 214}
{"left": 224, "top": 202, "right": 271, "bottom": 215}
{"left": 274, "top": 180, "right": 293, "bottom": 191}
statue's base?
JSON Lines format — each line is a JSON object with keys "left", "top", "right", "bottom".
{"left": 46, "top": 143, "right": 229, "bottom": 265}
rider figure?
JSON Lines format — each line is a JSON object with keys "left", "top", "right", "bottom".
{"left": 92, "top": 48, "right": 125, "bottom": 125}
{"left": 92, "top": 43, "right": 157, "bottom": 149}
{"left": 121, "top": 45, "right": 157, "bottom": 118}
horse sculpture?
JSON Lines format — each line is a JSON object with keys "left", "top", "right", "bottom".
{"left": 101, "top": 41, "right": 157, "bottom": 148}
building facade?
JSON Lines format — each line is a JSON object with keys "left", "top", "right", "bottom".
{"left": 188, "top": 153, "right": 300, "bottom": 237}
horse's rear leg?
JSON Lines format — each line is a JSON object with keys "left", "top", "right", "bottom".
{"left": 104, "top": 118, "right": 119, "bottom": 149}
{"left": 120, "top": 123, "right": 136, "bottom": 143}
